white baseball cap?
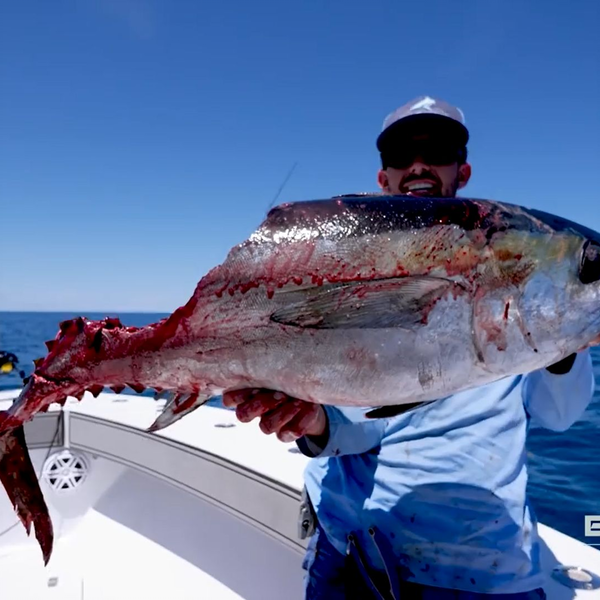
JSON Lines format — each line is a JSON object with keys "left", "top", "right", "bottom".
{"left": 376, "top": 95, "right": 469, "bottom": 152}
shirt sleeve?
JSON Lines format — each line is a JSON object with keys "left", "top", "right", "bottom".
{"left": 522, "top": 349, "right": 595, "bottom": 432}
{"left": 296, "top": 405, "right": 387, "bottom": 458}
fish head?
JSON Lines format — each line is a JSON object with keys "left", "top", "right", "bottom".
{"left": 509, "top": 210, "right": 600, "bottom": 360}
{"left": 553, "top": 234, "right": 600, "bottom": 344}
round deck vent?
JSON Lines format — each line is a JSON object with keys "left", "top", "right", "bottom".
{"left": 42, "top": 450, "right": 89, "bottom": 493}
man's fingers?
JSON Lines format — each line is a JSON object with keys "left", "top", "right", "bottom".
{"left": 278, "top": 404, "right": 323, "bottom": 442}
{"left": 221, "top": 389, "right": 246, "bottom": 408}
{"left": 228, "top": 390, "right": 289, "bottom": 422}
{"left": 222, "top": 389, "right": 325, "bottom": 444}
{"left": 222, "top": 388, "right": 258, "bottom": 408}
{"left": 259, "top": 400, "right": 304, "bottom": 435}
{"left": 222, "top": 388, "right": 287, "bottom": 410}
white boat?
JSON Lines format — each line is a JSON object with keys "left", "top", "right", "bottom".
{"left": 0, "top": 389, "right": 598, "bottom": 599}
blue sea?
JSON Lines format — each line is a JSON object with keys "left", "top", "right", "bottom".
{"left": 1, "top": 311, "right": 599, "bottom": 546}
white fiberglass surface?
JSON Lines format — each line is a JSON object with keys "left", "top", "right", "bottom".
{"left": 0, "top": 465, "right": 305, "bottom": 600}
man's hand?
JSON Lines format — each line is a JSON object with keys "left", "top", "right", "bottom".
{"left": 222, "top": 388, "right": 327, "bottom": 443}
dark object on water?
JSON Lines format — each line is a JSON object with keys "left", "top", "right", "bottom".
{"left": 0, "top": 351, "right": 25, "bottom": 378}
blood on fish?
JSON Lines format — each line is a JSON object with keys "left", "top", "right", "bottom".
{"left": 240, "top": 281, "right": 259, "bottom": 294}
{"left": 174, "top": 394, "right": 199, "bottom": 414}
{"left": 420, "top": 299, "right": 440, "bottom": 324}
{"left": 214, "top": 281, "right": 231, "bottom": 298}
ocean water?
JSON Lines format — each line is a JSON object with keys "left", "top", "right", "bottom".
{"left": 1, "top": 311, "right": 599, "bottom": 546}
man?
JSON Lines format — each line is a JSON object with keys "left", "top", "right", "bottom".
{"left": 223, "top": 96, "right": 595, "bottom": 599}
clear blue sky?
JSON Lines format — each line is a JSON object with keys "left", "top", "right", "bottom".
{"left": 1, "top": 1, "right": 599, "bottom": 312}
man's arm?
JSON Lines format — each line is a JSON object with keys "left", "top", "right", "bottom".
{"left": 296, "top": 405, "right": 387, "bottom": 458}
{"left": 523, "top": 350, "right": 595, "bottom": 431}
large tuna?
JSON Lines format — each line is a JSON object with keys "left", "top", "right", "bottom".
{"left": 2, "top": 194, "right": 600, "bottom": 564}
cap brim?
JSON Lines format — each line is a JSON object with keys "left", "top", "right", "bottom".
{"left": 376, "top": 113, "right": 469, "bottom": 152}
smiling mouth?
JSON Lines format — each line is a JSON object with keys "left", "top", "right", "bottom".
{"left": 406, "top": 182, "right": 434, "bottom": 191}
{"left": 402, "top": 180, "right": 439, "bottom": 195}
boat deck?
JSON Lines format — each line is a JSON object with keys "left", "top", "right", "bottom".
{"left": 0, "top": 390, "right": 598, "bottom": 599}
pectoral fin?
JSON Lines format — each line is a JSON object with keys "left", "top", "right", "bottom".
{"left": 270, "top": 276, "right": 452, "bottom": 329}
{"left": 148, "top": 392, "right": 210, "bottom": 433}
{"left": 365, "top": 401, "right": 432, "bottom": 419}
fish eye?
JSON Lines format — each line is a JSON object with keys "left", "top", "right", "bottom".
{"left": 579, "top": 240, "right": 600, "bottom": 284}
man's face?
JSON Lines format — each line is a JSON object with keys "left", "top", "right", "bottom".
{"left": 377, "top": 132, "right": 471, "bottom": 198}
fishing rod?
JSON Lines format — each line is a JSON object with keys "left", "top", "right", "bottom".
{"left": 266, "top": 161, "right": 298, "bottom": 212}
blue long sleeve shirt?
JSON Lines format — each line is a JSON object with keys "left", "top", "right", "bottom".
{"left": 298, "top": 350, "right": 595, "bottom": 594}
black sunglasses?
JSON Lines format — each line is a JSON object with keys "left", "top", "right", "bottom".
{"left": 382, "top": 143, "right": 466, "bottom": 170}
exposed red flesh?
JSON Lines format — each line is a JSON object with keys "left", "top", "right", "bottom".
{"left": 0, "top": 426, "right": 53, "bottom": 565}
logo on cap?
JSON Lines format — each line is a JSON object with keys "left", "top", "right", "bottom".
{"left": 409, "top": 96, "right": 437, "bottom": 113}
